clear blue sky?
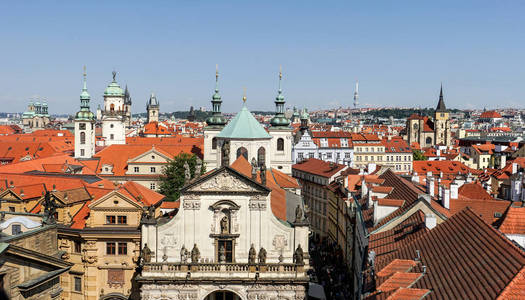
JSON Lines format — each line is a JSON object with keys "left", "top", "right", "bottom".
{"left": 1, "top": 1, "right": 524, "bottom": 114}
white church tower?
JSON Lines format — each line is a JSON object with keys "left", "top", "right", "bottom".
{"left": 203, "top": 66, "right": 228, "bottom": 171}
{"left": 74, "top": 66, "right": 96, "bottom": 158}
{"left": 101, "top": 71, "right": 126, "bottom": 145}
{"left": 268, "top": 67, "right": 293, "bottom": 174}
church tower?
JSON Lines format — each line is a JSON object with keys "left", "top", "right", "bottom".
{"left": 146, "top": 93, "right": 159, "bottom": 123}
{"left": 101, "top": 71, "right": 126, "bottom": 145}
{"left": 268, "top": 67, "right": 293, "bottom": 174}
{"left": 74, "top": 67, "right": 96, "bottom": 158}
{"left": 434, "top": 84, "right": 451, "bottom": 146}
{"left": 203, "top": 66, "right": 228, "bottom": 171}
{"left": 124, "top": 85, "right": 132, "bottom": 127}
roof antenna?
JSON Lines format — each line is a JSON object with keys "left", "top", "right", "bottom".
{"left": 415, "top": 249, "right": 421, "bottom": 261}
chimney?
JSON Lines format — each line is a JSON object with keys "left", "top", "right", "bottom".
{"left": 425, "top": 214, "right": 437, "bottom": 230}
{"left": 436, "top": 149, "right": 441, "bottom": 156}
{"left": 442, "top": 186, "right": 450, "bottom": 209}
{"left": 450, "top": 183, "right": 459, "bottom": 199}
{"left": 512, "top": 163, "right": 519, "bottom": 175}
{"left": 427, "top": 176, "right": 435, "bottom": 198}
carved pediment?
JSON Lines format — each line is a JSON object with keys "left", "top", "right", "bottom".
{"left": 184, "top": 168, "right": 267, "bottom": 194}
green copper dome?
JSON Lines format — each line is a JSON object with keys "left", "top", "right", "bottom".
{"left": 206, "top": 68, "right": 227, "bottom": 126}
{"left": 76, "top": 67, "right": 95, "bottom": 121}
{"left": 75, "top": 110, "right": 95, "bottom": 120}
{"left": 270, "top": 69, "right": 290, "bottom": 127}
{"left": 217, "top": 104, "right": 271, "bottom": 139}
{"left": 104, "top": 71, "right": 124, "bottom": 96}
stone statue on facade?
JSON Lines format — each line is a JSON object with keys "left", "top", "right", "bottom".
{"left": 248, "top": 244, "right": 256, "bottom": 265}
{"left": 141, "top": 244, "right": 152, "bottom": 264}
{"left": 221, "top": 142, "right": 230, "bottom": 167}
{"left": 42, "top": 191, "right": 57, "bottom": 225}
{"left": 251, "top": 158, "right": 258, "bottom": 180}
{"left": 258, "top": 247, "right": 267, "bottom": 264}
{"left": 260, "top": 164, "right": 267, "bottom": 185}
{"left": 294, "top": 244, "right": 304, "bottom": 265}
{"left": 220, "top": 216, "right": 229, "bottom": 234}
{"left": 183, "top": 162, "right": 191, "bottom": 184}
{"left": 191, "top": 244, "right": 200, "bottom": 263}
{"left": 294, "top": 205, "right": 303, "bottom": 223}
{"left": 180, "top": 245, "right": 188, "bottom": 263}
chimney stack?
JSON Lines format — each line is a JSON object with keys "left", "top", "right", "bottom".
{"left": 512, "top": 163, "right": 519, "bottom": 175}
{"left": 425, "top": 214, "right": 437, "bottom": 230}
{"left": 427, "top": 176, "right": 435, "bottom": 198}
{"left": 450, "top": 183, "right": 459, "bottom": 199}
{"left": 442, "top": 185, "right": 450, "bottom": 209}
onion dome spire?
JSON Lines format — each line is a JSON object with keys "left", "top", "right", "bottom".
{"left": 270, "top": 66, "right": 290, "bottom": 127}
{"left": 206, "top": 65, "right": 227, "bottom": 126}
{"left": 76, "top": 66, "right": 95, "bottom": 120}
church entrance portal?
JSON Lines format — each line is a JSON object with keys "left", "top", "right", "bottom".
{"left": 204, "top": 290, "right": 242, "bottom": 300}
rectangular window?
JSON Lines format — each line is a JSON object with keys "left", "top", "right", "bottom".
{"left": 118, "top": 243, "right": 127, "bottom": 255}
{"left": 150, "top": 167, "right": 156, "bottom": 173}
{"left": 106, "top": 242, "right": 116, "bottom": 255}
{"left": 117, "top": 216, "right": 127, "bottom": 224}
{"left": 74, "top": 241, "right": 82, "bottom": 253}
{"left": 74, "top": 276, "right": 82, "bottom": 292}
{"left": 12, "top": 224, "right": 21, "bottom": 235}
{"left": 134, "top": 167, "right": 139, "bottom": 172}
{"left": 106, "top": 215, "right": 116, "bottom": 224}
{"left": 326, "top": 153, "right": 332, "bottom": 159}
{"left": 79, "top": 123, "right": 86, "bottom": 130}
{"left": 217, "top": 240, "right": 233, "bottom": 262}
{"left": 345, "top": 152, "right": 351, "bottom": 158}
{"left": 110, "top": 134, "right": 114, "bottom": 140}
{"left": 308, "top": 152, "right": 314, "bottom": 158}
{"left": 9, "top": 207, "right": 15, "bottom": 212}
{"left": 150, "top": 183, "right": 156, "bottom": 190}
{"left": 80, "top": 149, "right": 85, "bottom": 156}
{"left": 298, "top": 152, "right": 304, "bottom": 159}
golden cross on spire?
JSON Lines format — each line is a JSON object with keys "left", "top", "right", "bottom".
{"left": 279, "top": 65, "right": 282, "bottom": 80}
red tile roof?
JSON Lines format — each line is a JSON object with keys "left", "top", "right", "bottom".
{"left": 497, "top": 266, "right": 525, "bottom": 299}
{"left": 498, "top": 204, "right": 525, "bottom": 235}
{"left": 457, "top": 182, "right": 493, "bottom": 200}
{"left": 292, "top": 158, "right": 347, "bottom": 178}
{"left": 374, "top": 208, "right": 525, "bottom": 299}
{"left": 382, "top": 138, "right": 411, "bottom": 153}
{"left": 413, "top": 160, "right": 477, "bottom": 176}
{"left": 480, "top": 111, "right": 502, "bottom": 119}
{"left": 378, "top": 272, "right": 423, "bottom": 292}
{"left": 386, "top": 288, "right": 431, "bottom": 300}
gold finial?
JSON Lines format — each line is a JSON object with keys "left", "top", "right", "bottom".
{"left": 242, "top": 87, "right": 247, "bottom": 103}
{"left": 279, "top": 65, "right": 282, "bottom": 80}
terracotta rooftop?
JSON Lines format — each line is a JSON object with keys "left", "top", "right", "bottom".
{"left": 480, "top": 111, "right": 502, "bottom": 119}
{"left": 386, "top": 288, "right": 431, "bottom": 300}
{"left": 498, "top": 204, "right": 525, "bottom": 235}
{"left": 292, "top": 158, "right": 347, "bottom": 178}
{"left": 457, "top": 182, "right": 494, "bottom": 200}
{"left": 374, "top": 208, "right": 525, "bottom": 299}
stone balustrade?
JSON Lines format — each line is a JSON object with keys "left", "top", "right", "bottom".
{"left": 142, "top": 262, "right": 306, "bottom": 280}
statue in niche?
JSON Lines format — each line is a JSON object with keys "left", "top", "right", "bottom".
{"left": 191, "top": 244, "right": 200, "bottom": 263}
{"left": 294, "top": 205, "right": 303, "bottom": 223}
{"left": 258, "top": 247, "right": 267, "bottom": 264}
{"left": 221, "top": 141, "right": 230, "bottom": 167}
{"left": 248, "top": 244, "right": 257, "bottom": 265}
{"left": 141, "top": 244, "right": 152, "bottom": 263}
{"left": 220, "top": 216, "right": 229, "bottom": 234}
{"left": 294, "top": 244, "right": 304, "bottom": 265}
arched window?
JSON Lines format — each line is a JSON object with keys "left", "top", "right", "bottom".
{"left": 258, "top": 147, "right": 266, "bottom": 166}
{"left": 80, "top": 132, "right": 86, "bottom": 145}
{"left": 212, "top": 137, "right": 217, "bottom": 150}
{"left": 110, "top": 104, "right": 115, "bottom": 112}
{"left": 426, "top": 137, "right": 432, "bottom": 145}
{"left": 236, "top": 147, "right": 248, "bottom": 160}
{"left": 277, "top": 138, "right": 284, "bottom": 151}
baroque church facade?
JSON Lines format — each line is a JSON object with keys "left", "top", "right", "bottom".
{"left": 138, "top": 69, "right": 309, "bottom": 300}
{"left": 406, "top": 85, "right": 452, "bottom": 147}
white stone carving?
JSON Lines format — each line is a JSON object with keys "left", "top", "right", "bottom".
{"left": 183, "top": 200, "right": 201, "bottom": 210}
{"left": 192, "top": 171, "right": 254, "bottom": 192}
{"left": 272, "top": 235, "right": 288, "bottom": 250}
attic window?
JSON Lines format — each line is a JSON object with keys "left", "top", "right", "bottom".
{"left": 494, "top": 212, "right": 502, "bottom": 218}
{"left": 7, "top": 147, "right": 11, "bottom": 150}
{"left": 25, "top": 147, "right": 29, "bottom": 151}
{"left": 151, "top": 155, "right": 155, "bottom": 159}
{"left": 113, "top": 200, "right": 119, "bottom": 205}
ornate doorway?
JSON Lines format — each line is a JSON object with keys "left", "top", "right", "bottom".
{"left": 204, "top": 290, "right": 242, "bottom": 300}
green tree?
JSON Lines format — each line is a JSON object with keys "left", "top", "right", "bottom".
{"left": 412, "top": 150, "right": 427, "bottom": 161}
{"left": 159, "top": 153, "right": 203, "bottom": 201}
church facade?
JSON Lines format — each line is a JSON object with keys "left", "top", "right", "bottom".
{"left": 138, "top": 70, "right": 308, "bottom": 300}
{"left": 406, "top": 86, "right": 452, "bottom": 147}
